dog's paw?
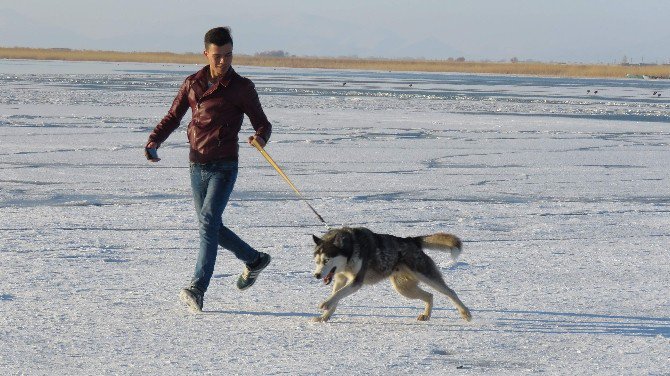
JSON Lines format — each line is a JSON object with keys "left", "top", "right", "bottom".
{"left": 417, "top": 314, "right": 430, "bottom": 321}
{"left": 319, "top": 300, "right": 333, "bottom": 311}
{"left": 310, "top": 315, "right": 330, "bottom": 323}
{"left": 459, "top": 307, "right": 472, "bottom": 322}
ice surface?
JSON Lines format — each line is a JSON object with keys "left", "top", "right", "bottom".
{"left": 1, "top": 59, "right": 669, "bottom": 375}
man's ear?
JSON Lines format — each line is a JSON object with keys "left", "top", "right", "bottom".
{"left": 312, "top": 235, "right": 322, "bottom": 245}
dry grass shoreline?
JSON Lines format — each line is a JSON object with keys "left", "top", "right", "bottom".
{"left": 2, "top": 46, "right": 669, "bottom": 79}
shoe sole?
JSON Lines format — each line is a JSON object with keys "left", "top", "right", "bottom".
{"left": 237, "top": 254, "right": 271, "bottom": 291}
{"left": 179, "top": 289, "right": 202, "bottom": 313}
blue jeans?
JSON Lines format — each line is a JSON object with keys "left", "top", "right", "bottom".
{"left": 189, "top": 161, "right": 260, "bottom": 292}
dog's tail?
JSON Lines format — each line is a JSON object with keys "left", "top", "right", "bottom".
{"left": 420, "top": 233, "right": 462, "bottom": 261}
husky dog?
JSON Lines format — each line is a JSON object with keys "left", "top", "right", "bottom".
{"left": 311, "top": 227, "right": 472, "bottom": 323}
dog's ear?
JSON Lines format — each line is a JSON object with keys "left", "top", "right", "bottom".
{"left": 312, "top": 235, "right": 323, "bottom": 245}
{"left": 333, "top": 231, "right": 352, "bottom": 251}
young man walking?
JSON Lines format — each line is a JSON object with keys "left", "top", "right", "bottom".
{"left": 145, "top": 27, "right": 272, "bottom": 312}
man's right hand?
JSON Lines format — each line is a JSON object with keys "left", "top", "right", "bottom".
{"left": 145, "top": 141, "right": 161, "bottom": 162}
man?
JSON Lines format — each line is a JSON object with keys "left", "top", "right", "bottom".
{"left": 145, "top": 27, "right": 272, "bottom": 312}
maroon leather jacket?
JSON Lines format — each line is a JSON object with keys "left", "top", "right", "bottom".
{"left": 148, "top": 65, "right": 272, "bottom": 163}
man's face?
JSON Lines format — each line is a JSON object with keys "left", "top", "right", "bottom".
{"left": 204, "top": 43, "right": 233, "bottom": 79}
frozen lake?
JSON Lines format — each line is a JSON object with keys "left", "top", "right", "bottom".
{"left": 1, "top": 59, "right": 669, "bottom": 375}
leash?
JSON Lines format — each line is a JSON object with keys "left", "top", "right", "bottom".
{"left": 251, "top": 138, "right": 330, "bottom": 229}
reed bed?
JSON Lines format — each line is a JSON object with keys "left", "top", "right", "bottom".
{"left": 0, "top": 47, "right": 203, "bottom": 64}
{"left": 2, "top": 47, "right": 669, "bottom": 79}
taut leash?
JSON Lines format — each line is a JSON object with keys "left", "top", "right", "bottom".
{"left": 251, "top": 138, "right": 330, "bottom": 229}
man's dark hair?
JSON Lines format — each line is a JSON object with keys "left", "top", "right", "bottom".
{"left": 204, "top": 27, "right": 233, "bottom": 48}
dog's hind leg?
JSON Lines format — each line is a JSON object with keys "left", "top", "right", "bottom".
{"left": 413, "top": 268, "right": 471, "bottom": 322}
{"left": 390, "top": 270, "right": 434, "bottom": 321}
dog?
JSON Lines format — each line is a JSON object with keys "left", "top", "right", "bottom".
{"left": 311, "top": 227, "right": 472, "bottom": 323}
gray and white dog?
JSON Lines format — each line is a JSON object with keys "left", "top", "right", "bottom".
{"left": 311, "top": 227, "right": 472, "bottom": 322}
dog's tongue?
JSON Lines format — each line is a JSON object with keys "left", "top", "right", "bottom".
{"left": 324, "top": 272, "right": 334, "bottom": 285}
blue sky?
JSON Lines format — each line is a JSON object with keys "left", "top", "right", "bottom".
{"left": 2, "top": 0, "right": 669, "bottom": 64}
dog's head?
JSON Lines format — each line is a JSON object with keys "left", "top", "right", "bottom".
{"left": 312, "top": 230, "right": 353, "bottom": 285}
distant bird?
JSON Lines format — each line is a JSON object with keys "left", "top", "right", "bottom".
{"left": 587, "top": 90, "right": 590, "bottom": 94}
{"left": 342, "top": 82, "right": 347, "bottom": 86}
{"left": 594, "top": 90, "right": 599, "bottom": 94}
{"left": 659, "top": 93, "right": 662, "bottom": 97}
{"left": 409, "top": 84, "right": 413, "bottom": 87}
{"left": 653, "top": 91, "right": 658, "bottom": 95}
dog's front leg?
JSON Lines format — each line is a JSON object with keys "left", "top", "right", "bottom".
{"left": 311, "top": 275, "right": 348, "bottom": 322}
{"left": 312, "top": 302, "right": 338, "bottom": 322}
{"left": 320, "top": 274, "right": 349, "bottom": 309}
{"left": 314, "top": 276, "right": 364, "bottom": 322}
{"left": 331, "top": 274, "right": 348, "bottom": 294}
{"left": 321, "top": 274, "right": 363, "bottom": 310}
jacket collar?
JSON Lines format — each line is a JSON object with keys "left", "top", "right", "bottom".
{"left": 195, "top": 65, "right": 234, "bottom": 88}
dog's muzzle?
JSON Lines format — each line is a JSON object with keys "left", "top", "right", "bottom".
{"left": 315, "top": 267, "right": 336, "bottom": 285}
